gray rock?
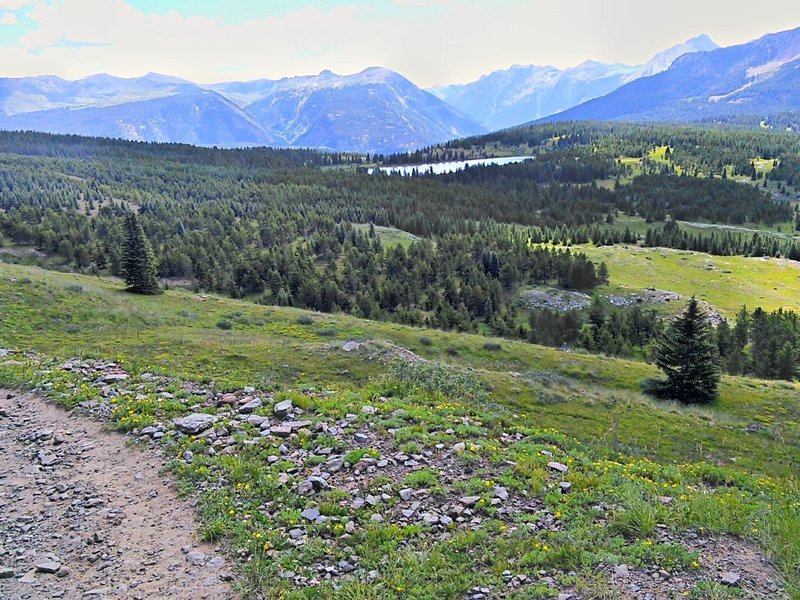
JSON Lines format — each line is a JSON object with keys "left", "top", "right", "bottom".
{"left": 494, "top": 486, "right": 508, "bottom": 501}
{"left": 614, "top": 564, "right": 630, "bottom": 577}
{"left": 361, "top": 405, "right": 376, "bottom": 415}
{"left": 139, "top": 426, "right": 158, "bottom": 437}
{"left": 289, "top": 528, "right": 304, "bottom": 540}
{"left": 270, "top": 426, "right": 293, "bottom": 438}
{"left": 452, "top": 442, "right": 466, "bottom": 454}
{"left": 399, "top": 488, "right": 413, "bottom": 501}
{"left": 173, "top": 413, "right": 218, "bottom": 435}
{"left": 460, "top": 496, "right": 481, "bottom": 507}
{"left": 547, "top": 461, "right": 569, "bottom": 473}
{"left": 274, "top": 399, "right": 293, "bottom": 418}
{"left": 239, "top": 398, "right": 262, "bottom": 414}
{"left": 35, "top": 561, "right": 61, "bottom": 574}
{"left": 354, "top": 433, "right": 369, "bottom": 444}
{"left": 559, "top": 482, "right": 572, "bottom": 494}
{"left": 342, "top": 341, "right": 361, "bottom": 352}
{"left": 0, "top": 567, "right": 15, "bottom": 579}
{"left": 186, "top": 551, "right": 206, "bottom": 566}
{"left": 302, "top": 508, "right": 321, "bottom": 520}
{"left": 721, "top": 572, "right": 741, "bottom": 586}
{"left": 326, "top": 458, "right": 344, "bottom": 472}
{"left": 95, "top": 373, "right": 128, "bottom": 384}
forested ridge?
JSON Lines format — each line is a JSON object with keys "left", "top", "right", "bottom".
{"left": 3, "top": 124, "right": 800, "bottom": 379}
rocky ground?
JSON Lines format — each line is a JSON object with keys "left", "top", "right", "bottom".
{"left": 0, "top": 351, "right": 791, "bottom": 599}
{"left": 0, "top": 389, "right": 236, "bottom": 600}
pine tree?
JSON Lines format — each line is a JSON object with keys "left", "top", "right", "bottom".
{"left": 122, "top": 213, "right": 160, "bottom": 295}
{"left": 653, "top": 297, "right": 720, "bottom": 404}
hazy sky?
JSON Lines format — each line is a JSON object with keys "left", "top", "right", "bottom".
{"left": 1, "top": 0, "right": 799, "bottom": 86}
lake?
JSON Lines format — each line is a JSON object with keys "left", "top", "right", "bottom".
{"left": 370, "top": 155, "right": 534, "bottom": 176}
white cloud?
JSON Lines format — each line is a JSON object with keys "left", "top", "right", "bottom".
{"left": 0, "top": 0, "right": 30, "bottom": 9}
{"left": 1, "top": 0, "right": 800, "bottom": 86}
{"left": 0, "top": 10, "right": 17, "bottom": 25}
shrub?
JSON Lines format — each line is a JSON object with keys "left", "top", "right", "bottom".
{"left": 297, "top": 315, "right": 315, "bottom": 325}
{"left": 445, "top": 346, "right": 459, "bottom": 356}
{"left": 483, "top": 342, "right": 502, "bottom": 351}
{"left": 419, "top": 336, "right": 433, "bottom": 347}
{"left": 216, "top": 319, "right": 233, "bottom": 330}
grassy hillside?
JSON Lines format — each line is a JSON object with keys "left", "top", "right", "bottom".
{"left": 1, "top": 263, "right": 798, "bottom": 598}
{"left": 577, "top": 244, "right": 800, "bottom": 317}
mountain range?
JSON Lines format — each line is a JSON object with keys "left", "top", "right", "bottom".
{"left": 0, "top": 27, "right": 799, "bottom": 152}
{"left": 0, "top": 68, "right": 484, "bottom": 154}
{"left": 542, "top": 27, "right": 800, "bottom": 123}
{"left": 428, "top": 35, "right": 719, "bottom": 130}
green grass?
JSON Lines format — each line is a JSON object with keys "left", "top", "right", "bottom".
{"left": 353, "top": 224, "right": 419, "bottom": 249}
{"left": 575, "top": 244, "right": 800, "bottom": 317}
{"left": 0, "top": 263, "right": 798, "bottom": 598}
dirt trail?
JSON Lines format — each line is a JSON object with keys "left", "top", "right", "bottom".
{"left": 0, "top": 390, "right": 236, "bottom": 600}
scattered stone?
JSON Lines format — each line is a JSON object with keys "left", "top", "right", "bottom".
{"left": 173, "top": 413, "right": 218, "bottom": 435}
{"left": 342, "top": 341, "right": 361, "bottom": 352}
{"left": 238, "top": 398, "right": 262, "bottom": 413}
{"left": 559, "top": 482, "right": 572, "bottom": 494}
{"left": 547, "top": 461, "right": 569, "bottom": 473}
{"left": 186, "top": 551, "right": 206, "bottom": 566}
{"left": 399, "top": 488, "right": 413, "bottom": 501}
{"left": 273, "top": 399, "right": 293, "bottom": 418}
{"left": 614, "top": 564, "right": 630, "bottom": 577}
{"left": 0, "top": 567, "right": 15, "bottom": 579}
{"left": 35, "top": 561, "right": 61, "bottom": 574}
{"left": 452, "top": 442, "right": 466, "bottom": 454}
{"left": 460, "top": 496, "right": 481, "bottom": 507}
{"left": 302, "top": 508, "right": 321, "bottom": 521}
{"left": 721, "top": 572, "right": 741, "bottom": 586}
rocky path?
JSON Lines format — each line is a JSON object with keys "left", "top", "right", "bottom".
{"left": 0, "top": 390, "right": 236, "bottom": 600}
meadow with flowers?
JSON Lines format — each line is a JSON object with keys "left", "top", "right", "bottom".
{"left": 1, "top": 262, "right": 798, "bottom": 598}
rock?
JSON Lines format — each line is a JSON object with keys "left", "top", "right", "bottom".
{"left": 370, "top": 514, "right": 384, "bottom": 523}
{"left": 547, "top": 461, "right": 569, "bottom": 473}
{"left": 35, "top": 561, "right": 61, "bottom": 574}
{"left": 354, "top": 433, "right": 369, "bottom": 444}
{"left": 95, "top": 373, "right": 128, "bottom": 384}
{"left": 56, "top": 566, "right": 70, "bottom": 578}
{"left": 659, "top": 496, "right": 673, "bottom": 505}
{"left": 270, "top": 426, "right": 293, "bottom": 438}
{"left": 247, "top": 415, "right": 270, "bottom": 427}
{"left": 558, "top": 594, "right": 575, "bottom": 600}
{"left": 0, "top": 567, "right": 15, "bottom": 579}
{"left": 326, "top": 458, "right": 344, "bottom": 472}
{"left": 345, "top": 521, "right": 356, "bottom": 534}
{"left": 273, "top": 399, "right": 293, "bottom": 418}
{"left": 342, "top": 341, "right": 361, "bottom": 352}
{"left": 239, "top": 398, "right": 263, "bottom": 413}
{"left": 721, "top": 572, "right": 741, "bottom": 586}
{"left": 361, "top": 405, "right": 376, "bottom": 415}
{"left": 139, "top": 426, "right": 158, "bottom": 437}
{"left": 460, "top": 496, "right": 481, "bottom": 507}
{"left": 38, "top": 452, "right": 58, "bottom": 466}
{"left": 219, "top": 393, "right": 238, "bottom": 405}
{"left": 302, "top": 508, "right": 321, "bottom": 520}
{"left": 173, "top": 413, "right": 218, "bottom": 435}
{"left": 559, "top": 482, "right": 572, "bottom": 494}
{"left": 452, "top": 442, "right": 466, "bottom": 454}
{"left": 614, "top": 564, "right": 630, "bottom": 577}
{"left": 399, "top": 488, "right": 413, "bottom": 501}
{"left": 289, "top": 529, "right": 304, "bottom": 540}
{"left": 494, "top": 486, "right": 508, "bottom": 501}
{"left": 18, "top": 569, "right": 37, "bottom": 583}
{"left": 186, "top": 551, "right": 206, "bottom": 566}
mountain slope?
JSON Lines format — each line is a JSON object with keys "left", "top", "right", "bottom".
{"left": 0, "top": 69, "right": 483, "bottom": 152}
{"left": 0, "top": 89, "right": 282, "bottom": 146}
{"left": 430, "top": 35, "right": 718, "bottom": 130}
{"left": 0, "top": 73, "right": 193, "bottom": 116}
{"left": 544, "top": 27, "right": 800, "bottom": 123}
{"left": 243, "top": 67, "right": 485, "bottom": 153}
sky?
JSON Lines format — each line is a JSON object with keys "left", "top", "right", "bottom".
{"left": 0, "top": 0, "right": 799, "bottom": 87}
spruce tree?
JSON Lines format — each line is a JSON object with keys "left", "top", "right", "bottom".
{"left": 122, "top": 213, "right": 160, "bottom": 295}
{"left": 654, "top": 297, "right": 720, "bottom": 404}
